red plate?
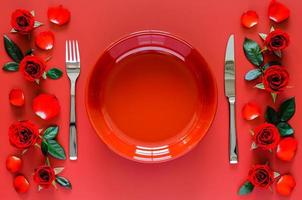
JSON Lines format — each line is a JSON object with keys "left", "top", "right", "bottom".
{"left": 86, "top": 31, "right": 217, "bottom": 163}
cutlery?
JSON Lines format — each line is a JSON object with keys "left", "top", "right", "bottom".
{"left": 66, "top": 40, "right": 80, "bottom": 160}
{"left": 224, "top": 34, "right": 238, "bottom": 164}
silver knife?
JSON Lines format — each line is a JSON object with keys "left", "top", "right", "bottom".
{"left": 224, "top": 34, "right": 238, "bottom": 164}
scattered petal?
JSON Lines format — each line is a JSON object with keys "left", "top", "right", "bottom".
{"left": 241, "top": 10, "right": 259, "bottom": 28}
{"left": 6, "top": 155, "right": 22, "bottom": 173}
{"left": 33, "top": 93, "right": 60, "bottom": 120}
{"left": 9, "top": 88, "right": 25, "bottom": 107}
{"left": 276, "top": 137, "right": 298, "bottom": 161}
{"left": 242, "top": 102, "right": 261, "bottom": 120}
{"left": 47, "top": 5, "right": 71, "bottom": 25}
{"left": 276, "top": 174, "right": 296, "bottom": 196}
{"left": 35, "top": 31, "right": 55, "bottom": 50}
{"left": 268, "top": 0, "right": 290, "bottom": 23}
{"left": 14, "top": 175, "right": 30, "bottom": 193}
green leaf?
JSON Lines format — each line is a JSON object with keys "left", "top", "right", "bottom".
{"left": 254, "top": 83, "right": 265, "bottom": 90}
{"left": 56, "top": 176, "right": 72, "bottom": 189}
{"left": 279, "top": 97, "right": 295, "bottom": 122}
{"left": 54, "top": 167, "right": 64, "bottom": 175}
{"left": 43, "top": 125, "right": 59, "bottom": 140}
{"left": 274, "top": 50, "right": 282, "bottom": 58}
{"left": 238, "top": 181, "right": 254, "bottom": 195}
{"left": 262, "top": 61, "right": 282, "bottom": 70}
{"left": 41, "top": 140, "right": 48, "bottom": 156}
{"left": 3, "top": 35, "right": 24, "bottom": 63}
{"left": 3, "top": 62, "right": 19, "bottom": 72}
{"left": 243, "top": 38, "right": 264, "bottom": 67}
{"left": 34, "top": 21, "right": 43, "bottom": 28}
{"left": 259, "top": 33, "right": 268, "bottom": 40}
{"left": 24, "top": 49, "right": 34, "bottom": 56}
{"left": 277, "top": 122, "right": 294, "bottom": 136}
{"left": 47, "top": 140, "right": 66, "bottom": 160}
{"left": 46, "top": 68, "right": 63, "bottom": 80}
{"left": 245, "top": 69, "right": 262, "bottom": 81}
{"left": 271, "top": 93, "right": 277, "bottom": 103}
{"left": 265, "top": 106, "right": 280, "bottom": 125}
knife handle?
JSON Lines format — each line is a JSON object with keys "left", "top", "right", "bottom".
{"left": 228, "top": 96, "right": 238, "bottom": 164}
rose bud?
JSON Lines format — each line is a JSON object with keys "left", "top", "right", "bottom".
{"left": 8, "top": 120, "right": 39, "bottom": 149}
{"left": 262, "top": 66, "right": 289, "bottom": 93}
{"left": 11, "top": 9, "right": 35, "bottom": 34}
{"left": 264, "top": 29, "right": 290, "bottom": 51}
{"left": 248, "top": 164, "right": 274, "bottom": 189}
{"left": 19, "top": 55, "right": 46, "bottom": 82}
{"left": 33, "top": 165, "right": 55, "bottom": 188}
{"left": 252, "top": 123, "right": 280, "bottom": 151}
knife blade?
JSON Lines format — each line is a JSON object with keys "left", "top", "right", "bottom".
{"left": 224, "top": 34, "right": 238, "bottom": 164}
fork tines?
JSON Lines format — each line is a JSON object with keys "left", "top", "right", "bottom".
{"left": 66, "top": 40, "right": 80, "bottom": 66}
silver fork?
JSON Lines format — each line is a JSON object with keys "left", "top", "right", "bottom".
{"left": 66, "top": 40, "right": 80, "bottom": 160}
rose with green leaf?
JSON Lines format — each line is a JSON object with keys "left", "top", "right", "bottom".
{"left": 34, "top": 165, "right": 56, "bottom": 188}
{"left": 264, "top": 29, "right": 290, "bottom": 52}
{"left": 248, "top": 97, "right": 298, "bottom": 161}
{"left": 243, "top": 27, "right": 291, "bottom": 102}
{"left": 7, "top": 122, "right": 71, "bottom": 191}
{"left": 2, "top": 35, "right": 63, "bottom": 83}
{"left": 8, "top": 120, "right": 39, "bottom": 150}
{"left": 251, "top": 123, "right": 280, "bottom": 151}
{"left": 10, "top": 9, "right": 43, "bottom": 34}
{"left": 262, "top": 66, "right": 289, "bottom": 93}
{"left": 34, "top": 162, "right": 71, "bottom": 190}
{"left": 238, "top": 164, "right": 279, "bottom": 195}
{"left": 19, "top": 55, "right": 46, "bottom": 81}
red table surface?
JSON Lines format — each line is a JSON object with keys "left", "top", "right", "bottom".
{"left": 0, "top": 0, "right": 300, "bottom": 199}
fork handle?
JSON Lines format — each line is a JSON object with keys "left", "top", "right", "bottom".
{"left": 69, "top": 82, "right": 77, "bottom": 160}
{"left": 229, "top": 96, "right": 238, "bottom": 164}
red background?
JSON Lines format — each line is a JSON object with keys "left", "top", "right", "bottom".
{"left": 0, "top": 0, "right": 300, "bottom": 199}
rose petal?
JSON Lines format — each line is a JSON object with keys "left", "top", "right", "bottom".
{"left": 33, "top": 94, "right": 60, "bottom": 120}
{"left": 276, "top": 137, "right": 298, "bottom": 161}
{"left": 268, "top": 0, "right": 290, "bottom": 23}
{"left": 241, "top": 10, "right": 259, "bottom": 28}
{"left": 9, "top": 88, "right": 25, "bottom": 106}
{"left": 276, "top": 174, "right": 296, "bottom": 196}
{"left": 6, "top": 155, "right": 22, "bottom": 173}
{"left": 47, "top": 5, "right": 71, "bottom": 25}
{"left": 35, "top": 31, "right": 55, "bottom": 50}
{"left": 14, "top": 175, "right": 30, "bottom": 193}
{"left": 242, "top": 102, "right": 261, "bottom": 120}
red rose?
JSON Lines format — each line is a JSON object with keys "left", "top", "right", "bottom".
{"left": 19, "top": 55, "right": 46, "bottom": 81}
{"left": 248, "top": 165, "right": 274, "bottom": 188}
{"left": 11, "top": 9, "right": 35, "bottom": 34}
{"left": 262, "top": 66, "right": 289, "bottom": 93}
{"left": 9, "top": 120, "right": 39, "bottom": 149}
{"left": 33, "top": 166, "right": 55, "bottom": 188}
{"left": 253, "top": 123, "right": 280, "bottom": 150}
{"left": 264, "top": 29, "right": 290, "bottom": 51}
